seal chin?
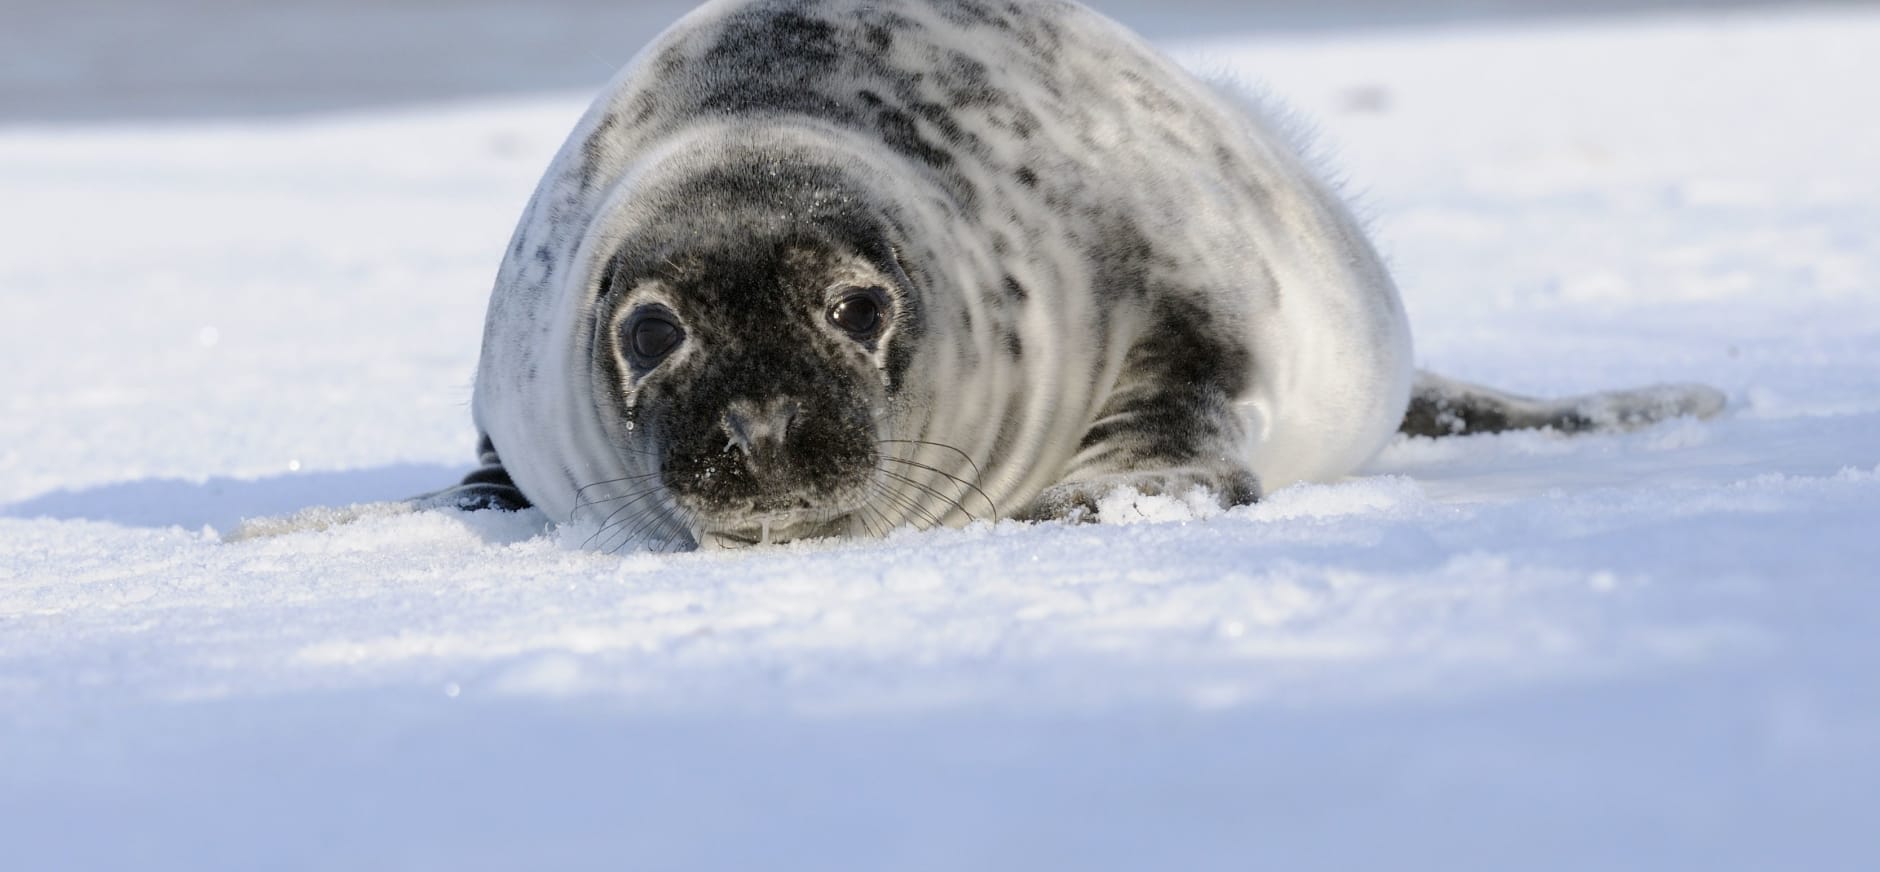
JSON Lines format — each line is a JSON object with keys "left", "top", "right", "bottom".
{"left": 694, "top": 510, "right": 853, "bottom": 548}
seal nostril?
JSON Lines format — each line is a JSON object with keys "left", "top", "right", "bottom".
{"left": 721, "top": 399, "right": 799, "bottom": 462}
{"left": 723, "top": 410, "right": 755, "bottom": 457}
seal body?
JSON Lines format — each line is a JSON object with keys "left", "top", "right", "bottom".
{"left": 455, "top": 0, "right": 1419, "bottom": 549}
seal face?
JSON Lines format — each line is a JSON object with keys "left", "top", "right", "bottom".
{"left": 589, "top": 167, "right": 921, "bottom": 544}
{"left": 418, "top": 0, "right": 1718, "bottom": 550}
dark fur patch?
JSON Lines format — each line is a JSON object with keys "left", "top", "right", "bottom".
{"left": 937, "top": 52, "right": 999, "bottom": 108}
{"left": 697, "top": 5, "right": 855, "bottom": 118}
{"left": 1005, "top": 106, "right": 1040, "bottom": 140}
{"left": 1399, "top": 387, "right": 1594, "bottom": 437}
{"left": 936, "top": 0, "right": 1013, "bottom": 30}
{"left": 428, "top": 432, "right": 531, "bottom": 512}
{"left": 613, "top": 3, "right": 1010, "bottom": 220}
{"left": 1085, "top": 210, "right": 1165, "bottom": 303}
{"left": 910, "top": 100, "right": 977, "bottom": 148}
{"left": 1077, "top": 297, "right": 1251, "bottom": 465}
{"left": 875, "top": 105, "right": 955, "bottom": 169}
{"left": 864, "top": 23, "right": 895, "bottom": 52}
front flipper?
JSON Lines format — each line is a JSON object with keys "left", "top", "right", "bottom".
{"left": 1017, "top": 465, "right": 1260, "bottom": 524}
{"left": 1401, "top": 371, "right": 1726, "bottom": 437}
{"left": 410, "top": 433, "right": 532, "bottom": 513}
{"left": 1019, "top": 303, "right": 1261, "bottom": 524}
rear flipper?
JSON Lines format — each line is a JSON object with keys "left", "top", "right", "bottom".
{"left": 1400, "top": 371, "right": 1726, "bottom": 437}
{"left": 409, "top": 433, "right": 532, "bottom": 512}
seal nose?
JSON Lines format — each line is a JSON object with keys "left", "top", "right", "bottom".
{"left": 722, "top": 398, "right": 801, "bottom": 461}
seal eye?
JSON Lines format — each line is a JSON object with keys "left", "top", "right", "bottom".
{"left": 629, "top": 314, "right": 684, "bottom": 363}
{"left": 828, "top": 288, "right": 886, "bottom": 339}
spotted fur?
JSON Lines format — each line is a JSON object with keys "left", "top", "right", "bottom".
{"left": 425, "top": 0, "right": 1717, "bottom": 549}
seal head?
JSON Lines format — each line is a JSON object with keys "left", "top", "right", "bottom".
{"left": 589, "top": 159, "right": 925, "bottom": 545}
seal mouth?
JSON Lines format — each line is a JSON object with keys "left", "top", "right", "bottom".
{"left": 700, "top": 511, "right": 851, "bottom": 547}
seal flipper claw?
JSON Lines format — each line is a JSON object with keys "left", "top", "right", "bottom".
{"left": 1017, "top": 467, "right": 1261, "bottom": 524}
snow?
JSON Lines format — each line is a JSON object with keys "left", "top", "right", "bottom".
{"left": 3, "top": 6, "right": 1879, "bottom": 870}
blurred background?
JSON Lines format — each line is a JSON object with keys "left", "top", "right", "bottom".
{"left": 3, "top": 0, "right": 1866, "bottom": 123}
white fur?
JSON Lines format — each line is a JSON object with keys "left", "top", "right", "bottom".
{"left": 471, "top": 0, "right": 1414, "bottom": 538}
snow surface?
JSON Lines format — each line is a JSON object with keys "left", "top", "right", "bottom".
{"left": 4, "top": 7, "right": 1879, "bottom": 870}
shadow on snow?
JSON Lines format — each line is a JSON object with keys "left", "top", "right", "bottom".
{"left": 0, "top": 464, "right": 469, "bottom": 532}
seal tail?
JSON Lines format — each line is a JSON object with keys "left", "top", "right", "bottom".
{"left": 1399, "top": 371, "right": 1726, "bottom": 438}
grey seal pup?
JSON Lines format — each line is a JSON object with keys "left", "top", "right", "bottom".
{"left": 421, "top": 0, "right": 1723, "bottom": 550}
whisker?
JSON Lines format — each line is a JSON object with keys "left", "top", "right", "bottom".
{"left": 873, "top": 471, "right": 953, "bottom": 531}
{"left": 859, "top": 503, "right": 891, "bottom": 540}
{"left": 663, "top": 505, "right": 703, "bottom": 553}
{"left": 876, "top": 456, "right": 999, "bottom": 519}
{"left": 598, "top": 510, "right": 659, "bottom": 554}
{"left": 852, "top": 500, "right": 892, "bottom": 540}
{"left": 868, "top": 486, "right": 928, "bottom": 533}
{"left": 876, "top": 439, "right": 989, "bottom": 489}
{"left": 869, "top": 501, "right": 912, "bottom": 537}
{"left": 861, "top": 439, "right": 934, "bottom": 532}
{"left": 602, "top": 499, "right": 677, "bottom": 554}
{"left": 581, "top": 489, "right": 670, "bottom": 551}
{"left": 582, "top": 504, "right": 640, "bottom": 551}
{"left": 570, "top": 482, "right": 669, "bottom": 520}
{"left": 632, "top": 512, "right": 689, "bottom": 554}
{"left": 572, "top": 470, "right": 663, "bottom": 507}
{"left": 874, "top": 447, "right": 980, "bottom": 518}
{"left": 882, "top": 471, "right": 978, "bottom": 527}
{"left": 614, "top": 489, "right": 698, "bottom": 554}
